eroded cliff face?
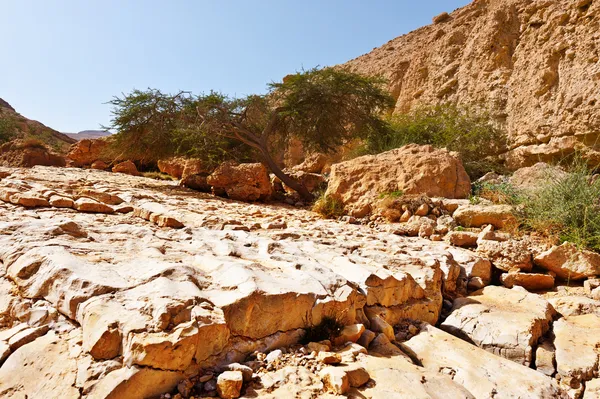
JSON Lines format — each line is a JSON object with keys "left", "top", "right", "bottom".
{"left": 344, "top": 0, "right": 600, "bottom": 169}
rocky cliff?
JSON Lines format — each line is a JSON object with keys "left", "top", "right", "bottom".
{"left": 344, "top": 0, "right": 600, "bottom": 169}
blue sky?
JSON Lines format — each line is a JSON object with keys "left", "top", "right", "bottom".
{"left": 1, "top": 0, "right": 469, "bottom": 133}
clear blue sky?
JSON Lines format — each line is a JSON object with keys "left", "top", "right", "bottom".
{"left": 1, "top": 0, "right": 469, "bottom": 133}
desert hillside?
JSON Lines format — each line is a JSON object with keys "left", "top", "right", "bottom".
{"left": 0, "top": 98, "right": 75, "bottom": 152}
{"left": 344, "top": 0, "right": 600, "bottom": 169}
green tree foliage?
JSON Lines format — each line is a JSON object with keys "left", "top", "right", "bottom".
{"left": 107, "top": 68, "right": 393, "bottom": 199}
{"left": 362, "top": 104, "right": 507, "bottom": 178}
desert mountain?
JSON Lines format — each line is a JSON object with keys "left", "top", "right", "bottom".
{"left": 0, "top": 98, "right": 75, "bottom": 153}
{"left": 64, "top": 130, "right": 112, "bottom": 140}
{"left": 344, "top": 0, "right": 600, "bottom": 169}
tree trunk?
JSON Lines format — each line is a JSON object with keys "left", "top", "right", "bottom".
{"left": 259, "top": 147, "right": 313, "bottom": 201}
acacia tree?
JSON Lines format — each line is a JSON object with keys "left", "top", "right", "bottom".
{"left": 108, "top": 68, "right": 393, "bottom": 199}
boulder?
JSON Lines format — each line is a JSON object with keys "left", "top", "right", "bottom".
{"left": 401, "top": 324, "right": 566, "bottom": 398}
{"left": 180, "top": 159, "right": 212, "bottom": 191}
{"left": 0, "top": 140, "right": 66, "bottom": 168}
{"left": 281, "top": 171, "right": 326, "bottom": 195}
{"left": 476, "top": 239, "right": 533, "bottom": 272}
{"left": 500, "top": 271, "right": 555, "bottom": 291}
{"left": 157, "top": 157, "right": 187, "bottom": 179}
{"left": 66, "top": 138, "right": 109, "bottom": 168}
{"left": 453, "top": 204, "right": 517, "bottom": 229}
{"left": 509, "top": 162, "right": 568, "bottom": 192}
{"left": 292, "top": 153, "right": 328, "bottom": 174}
{"left": 446, "top": 231, "right": 478, "bottom": 247}
{"left": 112, "top": 160, "right": 140, "bottom": 176}
{"left": 534, "top": 242, "right": 600, "bottom": 280}
{"left": 325, "top": 145, "right": 471, "bottom": 217}
{"left": 91, "top": 160, "right": 108, "bottom": 170}
{"left": 441, "top": 286, "right": 555, "bottom": 366}
{"left": 0, "top": 332, "right": 80, "bottom": 398}
{"left": 547, "top": 296, "right": 600, "bottom": 317}
{"left": 217, "top": 370, "right": 243, "bottom": 399}
{"left": 207, "top": 161, "right": 272, "bottom": 201}
{"left": 554, "top": 314, "right": 600, "bottom": 388}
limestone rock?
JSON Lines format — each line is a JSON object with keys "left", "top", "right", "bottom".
{"left": 446, "top": 231, "right": 478, "bottom": 247}
{"left": 74, "top": 197, "right": 115, "bottom": 214}
{"left": 534, "top": 242, "right": 600, "bottom": 280}
{"left": 509, "top": 162, "right": 568, "bottom": 192}
{"left": 0, "top": 332, "right": 80, "bottom": 398}
{"left": 554, "top": 314, "right": 600, "bottom": 387}
{"left": 66, "top": 138, "right": 109, "bottom": 168}
{"left": 453, "top": 204, "right": 516, "bottom": 229}
{"left": 207, "top": 161, "right": 272, "bottom": 201}
{"left": 401, "top": 324, "right": 566, "bottom": 398}
{"left": 216, "top": 371, "right": 243, "bottom": 399}
{"left": 332, "top": 324, "right": 365, "bottom": 346}
{"left": 319, "top": 366, "right": 349, "bottom": 395}
{"left": 158, "top": 157, "right": 187, "bottom": 179}
{"left": 441, "top": 286, "right": 555, "bottom": 366}
{"left": 501, "top": 271, "right": 555, "bottom": 291}
{"left": 547, "top": 296, "right": 600, "bottom": 317}
{"left": 476, "top": 239, "right": 533, "bottom": 272}
{"left": 325, "top": 145, "right": 471, "bottom": 217}
{"left": 112, "top": 160, "right": 140, "bottom": 176}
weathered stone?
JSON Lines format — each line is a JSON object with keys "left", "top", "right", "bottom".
{"left": 476, "top": 239, "right": 533, "bottom": 272}
{"left": 74, "top": 197, "right": 115, "bottom": 213}
{"left": 216, "top": 370, "right": 243, "bottom": 399}
{"left": 49, "top": 195, "right": 74, "bottom": 208}
{"left": 535, "top": 338, "right": 556, "bottom": 377}
{"left": 441, "top": 286, "right": 555, "bottom": 366}
{"left": 501, "top": 271, "right": 555, "bottom": 291}
{"left": 446, "top": 231, "right": 478, "bottom": 247}
{"left": 554, "top": 314, "right": 600, "bottom": 387}
{"left": 509, "top": 162, "right": 568, "bottom": 192}
{"left": 0, "top": 332, "right": 80, "bottom": 399}
{"left": 319, "top": 366, "right": 349, "bottom": 395}
{"left": 453, "top": 204, "right": 516, "bottom": 229}
{"left": 316, "top": 351, "right": 341, "bottom": 365}
{"left": 332, "top": 324, "right": 365, "bottom": 346}
{"left": 326, "top": 145, "right": 471, "bottom": 217}
{"left": 534, "top": 242, "right": 600, "bottom": 281}
{"left": 547, "top": 296, "right": 600, "bottom": 317}
{"left": 401, "top": 324, "right": 566, "bottom": 398}
{"left": 112, "top": 160, "right": 140, "bottom": 176}
{"left": 207, "top": 161, "right": 272, "bottom": 201}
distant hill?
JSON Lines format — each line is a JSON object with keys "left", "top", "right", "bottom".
{"left": 64, "top": 130, "right": 112, "bottom": 140}
{"left": 0, "top": 98, "right": 75, "bottom": 153}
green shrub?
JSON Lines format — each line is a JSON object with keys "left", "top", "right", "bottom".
{"left": 471, "top": 181, "right": 522, "bottom": 205}
{"left": 518, "top": 163, "right": 600, "bottom": 252}
{"left": 378, "top": 190, "right": 404, "bottom": 199}
{"left": 312, "top": 193, "right": 345, "bottom": 218}
{"left": 362, "top": 104, "right": 507, "bottom": 179}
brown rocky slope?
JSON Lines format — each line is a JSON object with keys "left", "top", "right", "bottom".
{"left": 343, "top": 0, "right": 600, "bottom": 169}
{"left": 0, "top": 98, "right": 75, "bottom": 155}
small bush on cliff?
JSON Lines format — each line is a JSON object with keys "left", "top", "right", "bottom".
{"left": 107, "top": 68, "right": 393, "bottom": 200}
{"left": 518, "top": 162, "right": 600, "bottom": 252}
{"left": 362, "top": 104, "right": 506, "bottom": 178}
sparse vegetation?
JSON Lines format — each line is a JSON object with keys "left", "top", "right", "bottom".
{"left": 312, "top": 192, "right": 345, "bottom": 219}
{"left": 378, "top": 190, "right": 404, "bottom": 199}
{"left": 14, "top": 138, "right": 47, "bottom": 150}
{"left": 518, "top": 162, "right": 600, "bottom": 252}
{"left": 361, "top": 104, "right": 507, "bottom": 179}
{"left": 0, "top": 115, "right": 17, "bottom": 144}
{"left": 107, "top": 68, "right": 393, "bottom": 200}
{"left": 471, "top": 181, "right": 522, "bottom": 205}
